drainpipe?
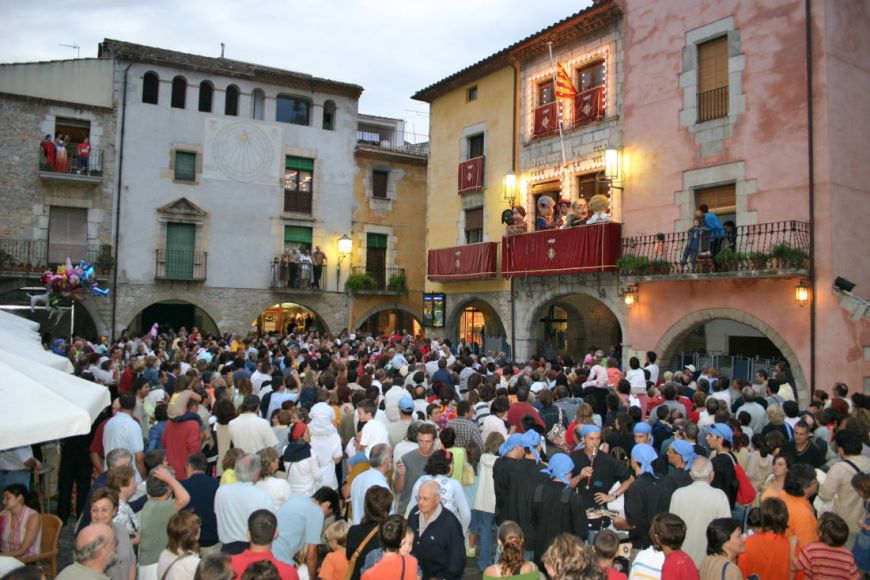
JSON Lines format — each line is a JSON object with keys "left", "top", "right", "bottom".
{"left": 509, "top": 59, "right": 520, "bottom": 362}
{"left": 804, "top": 0, "right": 816, "bottom": 398}
{"left": 110, "top": 59, "right": 135, "bottom": 340}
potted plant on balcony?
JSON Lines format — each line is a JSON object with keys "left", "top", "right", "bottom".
{"left": 617, "top": 255, "right": 650, "bottom": 276}
{"left": 714, "top": 248, "right": 746, "bottom": 272}
{"left": 345, "top": 272, "right": 376, "bottom": 294}
{"left": 771, "top": 244, "right": 809, "bottom": 270}
{"left": 387, "top": 272, "right": 407, "bottom": 293}
{"left": 748, "top": 251, "right": 770, "bottom": 270}
{"left": 94, "top": 245, "right": 115, "bottom": 274}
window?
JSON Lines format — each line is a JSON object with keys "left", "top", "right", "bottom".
{"left": 284, "top": 156, "right": 314, "bottom": 213}
{"left": 284, "top": 225, "right": 313, "bottom": 252}
{"left": 225, "top": 85, "right": 239, "bottom": 116}
{"left": 697, "top": 36, "right": 729, "bottom": 122}
{"left": 323, "top": 100, "right": 336, "bottom": 130}
{"left": 372, "top": 170, "right": 389, "bottom": 199}
{"left": 165, "top": 222, "right": 196, "bottom": 280}
{"left": 467, "top": 133, "right": 484, "bottom": 159}
{"left": 465, "top": 207, "right": 483, "bottom": 244}
{"left": 467, "top": 86, "right": 478, "bottom": 102}
{"left": 142, "top": 72, "right": 159, "bottom": 104}
{"left": 251, "top": 89, "right": 265, "bottom": 120}
{"left": 276, "top": 95, "right": 310, "bottom": 126}
{"left": 578, "top": 173, "right": 611, "bottom": 200}
{"left": 577, "top": 61, "right": 605, "bottom": 92}
{"left": 695, "top": 183, "right": 736, "bottom": 223}
{"left": 538, "top": 81, "right": 555, "bottom": 106}
{"left": 198, "top": 81, "right": 213, "bottom": 113}
{"left": 171, "top": 76, "right": 187, "bottom": 109}
{"left": 48, "top": 206, "right": 88, "bottom": 264}
{"left": 366, "top": 234, "right": 388, "bottom": 287}
{"left": 174, "top": 151, "right": 196, "bottom": 182}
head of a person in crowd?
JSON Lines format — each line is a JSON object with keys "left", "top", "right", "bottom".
{"left": 416, "top": 479, "right": 440, "bottom": 519}
{"left": 580, "top": 424, "right": 602, "bottom": 456}
{"left": 423, "top": 449, "right": 453, "bottom": 477}
{"left": 668, "top": 440, "right": 696, "bottom": 471}
{"left": 516, "top": 386, "right": 530, "bottom": 403}
{"left": 74, "top": 523, "right": 116, "bottom": 572}
{"left": 754, "top": 369, "right": 768, "bottom": 385}
{"left": 706, "top": 423, "right": 733, "bottom": 451}
{"left": 784, "top": 463, "right": 818, "bottom": 498}
{"left": 234, "top": 454, "right": 261, "bottom": 484}
{"left": 542, "top": 533, "right": 595, "bottom": 579}
{"left": 782, "top": 400, "right": 799, "bottom": 420}
{"left": 633, "top": 421, "right": 652, "bottom": 445}
{"left": 377, "top": 514, "right": 410, "bottom": 555}
{"left": 185, "top": 452, "right": 209, "bottom": 478}
{"left": 246, "top": 509, "right": 277, "bottom": 548}
{"left": 705, "top": 518, "right": 745, "bottom": 559}
{"left": 117, "top": 392, "right": 136, "bottom": 414}
{"left": 834, "top": 429, "right": 863, "bottom": 458}
{"left": 368, "top": 444, "right": 392, "bottom": 473}
{"left": 167, "top": 510, "right": 200, "bottom": 555}
{"left": 759, "top": 497, "right": 788, "bottom": 535}
{"left": 650, "top": 512, "right": 687, "bottom": 552}
{"left": 817, "top": 512, "right": 850, "bottom": 548}
{"left": 362, "top": 485, "right": 393, "bottom": 526}
{"left": 689, "top": 456, "right": 714, "bottom": 484}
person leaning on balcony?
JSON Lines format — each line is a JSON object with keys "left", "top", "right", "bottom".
{"left": 699, "top": 204, "right": 725, "bottom": 258}
{"left": 503, "top": 206, "right": 527, "bottom": 236}
{"left": 535, "top": 196, "right": 557, "bottom": 231}
{"left": 556, "top": 198, "right": 571, "bottom": 227}
{"left": 563, "top": 199, "right": 589, "bottom": 228}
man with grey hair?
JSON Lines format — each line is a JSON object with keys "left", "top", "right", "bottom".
{"left": 668, "top": 456, "right": 731, "bottom": 566}
{"left": 408, "top": 479, "right": 465, "bottom": 580}
{"left": 57, "top": 523, "right": 116, "bottom": 579}
{"left": 214, "top": 453, "right": 273, "bottom": 554}
{"left": 348, "top": 443, "right": 392, "bottom": 525}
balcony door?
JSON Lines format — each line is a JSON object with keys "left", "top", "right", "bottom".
{"left": 48, "top": 206, "right": 88, "bottom": 264}
{"left": 366, "top": 233, "right": 387, "bottom": 288}
{"left": 165, "top": 222, "right": 195, "bottom": 280}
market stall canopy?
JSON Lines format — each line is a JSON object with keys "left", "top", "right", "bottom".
{"left": 0, "top": 310, "right": 40, "bottom": 332}
{"left": 0, "top": 332, "right": 74, "bottom": 373}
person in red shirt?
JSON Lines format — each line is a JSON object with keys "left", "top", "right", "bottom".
{"left": 594, "top": 529, "right": 627, "bottom": 580}
{"left": 161, "top": 398, "right": 202, "bottom": 480}
{"left": 76, "top": 137, "right": 91, "bottom": 175}
{"left": 118, "top": 358, "right": 137, "bottom": 394}
{"left": 506, "top": 386, "right": 545, "bottom": 433}
{"left": 653, "top": 513, "right": 699, "bottom": 580}
{"left": 231, "top": 509, "right": 299, "bottom": 580}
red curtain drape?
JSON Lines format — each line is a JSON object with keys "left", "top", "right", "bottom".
{"left": 428, "top": 242, "right": 498, "bottom": 280}
{"left": 502, "top": 222, "right": 621, "bottom": 277}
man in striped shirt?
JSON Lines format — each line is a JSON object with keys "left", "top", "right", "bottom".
{"left": 794, "top": 512, "right": 860, "bottom": 579}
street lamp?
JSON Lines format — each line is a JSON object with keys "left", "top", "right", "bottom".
{"left": 795, "top": 278, "right": 810, "bottom": 307}
{"left": 603, "top": 145, "right": 624, "bottom": 190}
{"left": 621, "top": 283, "right": 639, "bottom": 307}
{"left": 336, "top": 234, "right": 352, "bottom": 291}
{"left": 502, "top": 172, "right": 517, "bottom": 206}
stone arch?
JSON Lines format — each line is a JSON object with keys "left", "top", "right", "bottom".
{"left": 351, "top": 302, "right": 423, "bottom": 332}
{"left": 240, "top": 297, "right": 335, "bottom": 336}
{"left": 654, "top": 307, "right": 808, "bottom": 402}
{"left": 125, "top": 298, "right": 220, "bottom": 336}
{"left": 75, "top": 297, "right": 110, "bottom": 338}
{"left": 445, "top": 296, "right": 508, "bottom": 342}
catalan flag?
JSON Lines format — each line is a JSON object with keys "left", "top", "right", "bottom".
{"left": 555, "top": 63, "right": 578, "bottom": 99}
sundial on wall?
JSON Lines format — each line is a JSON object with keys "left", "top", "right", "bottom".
{"left": 213, "top": 123, "right": 273, "bottom": 182}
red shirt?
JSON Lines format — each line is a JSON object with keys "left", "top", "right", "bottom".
{"left": 118, "top": 367, "right": 135, "bottom": 394}
{"left": 604, "top": 566, "right": 627, "bottom": 580}
{"left": 162, "top": 420, "right": 201, "bottom": 480}
{"left": 662, "top": 550, "right": 699, "bottom": 580}
{"left": 77, "top": 143, "right": 91, "bottom": 157}
{"left": 230, "top": 550, "right": 299, "bottom": 580}
{"left": 507, "top": 402, "right": 545, "bottom": 432}
{"left": 88, "top": 418, "right": 110, "bottom": 457}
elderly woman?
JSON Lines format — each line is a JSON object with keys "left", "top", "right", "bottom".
{"left": 0, "top": 484, "right": 41, "bottom": 558}
{"left": 308, "top": 402, "right": 343, "bottom": 491}
{"left": 89, "top": 488, "right": 137, "bottom": 580}
{"left": 407, "top": 449, "right": 471, "bottom": 534}
{"left": 156, "top": 510, "right": 201, "bottom": 580}
{"left": 107, "top": 464, "right": 140, "bottom": 545}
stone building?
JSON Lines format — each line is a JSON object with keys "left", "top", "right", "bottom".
{"left": 0, "top": 59, "right": 117, "bottom": 337}
{"left": 416, "top": 0, "right": 870, "bottom": 398}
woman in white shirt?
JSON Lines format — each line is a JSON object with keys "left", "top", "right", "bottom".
{"left": 255, "top": 447, "right": 291, "bottom": 510}
{"left": 307, "top": 403, "right": 343, "bottom": 490}
{"left": 156, "top": 511, "right": 201, "bottom": 580}
{"left": 624, "top": 356, "right": 648, "bottom": 416}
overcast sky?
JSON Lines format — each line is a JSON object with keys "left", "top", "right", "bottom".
{"left": 0, "top": 0, "right": 589, "bottom": 136}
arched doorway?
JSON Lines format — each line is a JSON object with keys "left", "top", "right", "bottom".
{"left": 355, "top": 307, "right": 422, "bottom": 337}
{"left": 129, "top": 300, "right": 219, "bottom": 336}
{"left": 251, "top": 302, "right": 327, "bottom": 336}
{"left": 529, "top": 293, "right": 622, "bottom": 361}
{"left": 0, "top": 286, "right": 104, "bottom": 339}
{"left": 450, "top": 299, "right": 507, "bottom": 353}
{"left": 655, "top": 308, "right": 807, "bottom": 402}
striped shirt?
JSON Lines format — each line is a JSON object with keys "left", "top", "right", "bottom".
{"left": 794, "top": 542, "right": 860, "bottom": 579}
{"left": 629, "top": 546, "right": 665, "bottom": 580}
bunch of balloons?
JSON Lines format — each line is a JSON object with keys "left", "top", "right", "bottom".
{"left": 41, "top": 258, "right": 110, "bottom": 302}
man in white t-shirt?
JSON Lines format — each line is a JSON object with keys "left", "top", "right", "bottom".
{"left": 250, "top": 360, "right": 272, "bottom": 396}
{"left": 103, "top": 392, "right": 146, "bottom": 477}
{"left": 644, "top": 351, "right": 660, "bottom": 385}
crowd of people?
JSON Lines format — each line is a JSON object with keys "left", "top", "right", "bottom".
{"left": 0, "top": 326, "right": 868, "bottom": 580}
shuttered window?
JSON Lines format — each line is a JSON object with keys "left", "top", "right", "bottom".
{"left": 48, "top": 206, "right": 88, "bottom": 264}
{"left": 465, "top": 207, "right": 483, "bottom": 244}
{"left": 698, "top": 36, "right": 729, "bottom": 121}
{"left": 366, "top": 233, "right": 388, "bottom": 249}
{"left": 695, "top": 184, "right": 736, "bottom": 214}
{"left": 284, "top": 226, "right": 312, "bottom": 246}
{"left": 174, "top": 151, "right": 196, "bottom": 182}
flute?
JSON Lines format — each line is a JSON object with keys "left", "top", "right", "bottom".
{"left": 586, "top": 450, "right": 597, "bottom": 490}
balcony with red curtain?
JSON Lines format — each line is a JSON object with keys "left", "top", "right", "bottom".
{"left": 458, "top": 156, "right": 485, "bottom": 194}
{"left": 502, "top": 222, "right": 622, "bottom": 278}
{"left": 573, "top": 86, "right": 605, "bottom": 126}
{"left": 427, "top": 241, "right": 498, "bottom": 281}
{"left": 533, "top": 102, "right": 559, "bottom": 137}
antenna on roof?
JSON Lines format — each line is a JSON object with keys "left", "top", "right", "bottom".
{"left": 220, "top": 43, "right": 225, "bottom": 58}
{"left": 59, "top": 43, "right": 80, "bottom": 59}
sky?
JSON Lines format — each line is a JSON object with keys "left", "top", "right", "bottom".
{"left": 0, "top": 0, "right": 590, "bottom": 136}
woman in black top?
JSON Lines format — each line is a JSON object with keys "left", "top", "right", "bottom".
{"left": 345, "top": 486, "right": 392, "bottom": 580}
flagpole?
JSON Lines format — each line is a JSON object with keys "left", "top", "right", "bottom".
{"left": 547, "top": 42, "right": 568, "bottom": 171}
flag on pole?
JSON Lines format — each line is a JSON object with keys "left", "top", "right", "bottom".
{"left": 554, "top": 63, "right": 578, "bottom": 99}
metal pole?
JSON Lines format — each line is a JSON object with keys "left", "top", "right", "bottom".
{"left": 547, "top": 42, "right": 569, "bottom": 170}
{"left": 69, "top": 301, "right": 75, "bottom": 341}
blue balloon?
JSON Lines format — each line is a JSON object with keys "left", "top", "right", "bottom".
{"left": 90, "top": 287, "right": 110, "bottom": 297}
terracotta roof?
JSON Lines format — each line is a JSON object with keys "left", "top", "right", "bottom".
{"left": 411, "top": 0, "right": 621, "bottom": 103}
{"left": 98, "top": 39, "right": 364, "bottom": 99}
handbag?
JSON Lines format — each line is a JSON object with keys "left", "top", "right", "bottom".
{"left": 547, "top": 406, "right": 567, "bottom": 450}
{"left": 345, "top": 525, "right": 379, "bottom": 580}
{"left": 726, "top": 452, "right": 757, "bottom": 505}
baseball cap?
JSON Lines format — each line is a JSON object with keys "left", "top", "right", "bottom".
{"left": 398, "top": 397, "right": 414, "bottom": 413}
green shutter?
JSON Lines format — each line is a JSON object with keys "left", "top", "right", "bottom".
{"left": 175, "top": 151, "right": 196, "bottom": 181}
{"left": 284, "top": 226, "right": 313, "bottom": 245}
{"left": 165, "top": 223, "right": 195, "bottom": 279}
{"left": 367, "top": 233, "right": 388, "bottom": 249}
{"left": 285, "top": 156, "right": 314, "bottom": 172}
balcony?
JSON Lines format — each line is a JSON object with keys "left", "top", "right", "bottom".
{"left": 356, "top": 128, "right": 428, "bottom": 157}
{"left": 502, "top": 222, "right": 622, "bottom": 278}
{"left": 38, "top": 146, "right": 103, "bottom": 183}
{"left": 348, "top": 266, "right": 406, "bottom": 294}
{"left": 428, "top": 242, "right": 498, "bottom": 281}
{"left": 533, "top": 102, "right": 559, "bottom": 137}
{"left": 619, "top": 220, "right": 809, "bottom": 280}
{"left": 458, "top": 156, "right": 485, "bottom": 194}
{"left": 155, "top": 249, "right": 207, "bottom": 282}
{"left": 269, "top": 257, "right": 321, "bottom": 292}
{"left": 0, "top": 239, "right": 114, "bottom": 275}
{"left": 698, "top": 86, "right": 729, "bottom": 123}
{"left": 573, "top": 86, "right": 605, "bottom": 127}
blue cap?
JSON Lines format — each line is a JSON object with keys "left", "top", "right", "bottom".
{"left": 579, "top": 424, "right": 601, "bottom": 437}
{"left": 398, "top": 397, "right": 414, "bottom": 413}
{"left": 633, "top": 422, "right": 652, "bottom": 435}
{"left": 540, "top": 453, "right": 574, "bottom": 487}
{"left": 709, "top": 423, "right": 734, "bottom": 444}
{"left": 670, "top": 440, "right": 696, "bottom": 470}
{"left": 499, "top": 433, "right": 525, "bottom": 457}
{"left": 631, "top": 443, "right": 659, "bottom": 476}
{"left": 521, "top": 430, "right": 542, "bottom": 463}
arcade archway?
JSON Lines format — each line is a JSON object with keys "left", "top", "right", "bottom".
{"left": 128, "top": 299, "right": 219, "bottom": 336}
{"left": 251, "top": 302, "right": 328, "bottom": 336}
{"left": 0, "top": 286, "right": 105, "bottom": 339}
{"left": 355, "top": 306, "right": 421, "bottom": 337}
{"left": 447, "top": 298, "right": 507, "bottom": 352}
{"left": 529, "top": 293, "right": 622, "bottom": 361}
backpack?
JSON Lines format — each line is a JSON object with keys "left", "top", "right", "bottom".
{"left": 726, "top": 452, "right": 757, "bottom": 505}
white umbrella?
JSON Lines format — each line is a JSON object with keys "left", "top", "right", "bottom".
{"left": 0, "top": 349, "right": 109, "bottom": 422}
{"left": 0, "top": 310, "right": 40, "bottom": 332}
{"left": 0, "top": 360, "right": 93, "bottom": 448}
{"left": 0, "top": 334, "right": 73, "bottom": 372}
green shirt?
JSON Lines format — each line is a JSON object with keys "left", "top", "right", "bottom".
{"left": 138, "top": 499, "right": 177, "bottom": 565}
